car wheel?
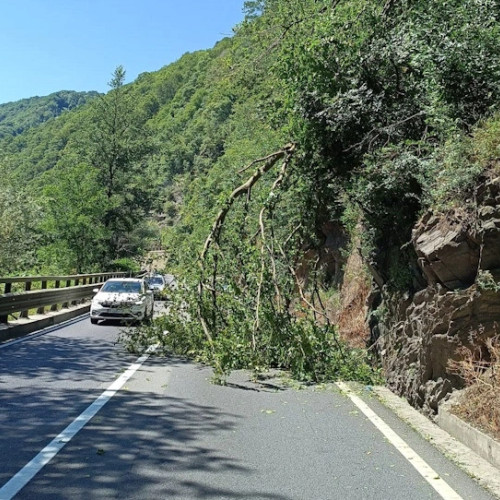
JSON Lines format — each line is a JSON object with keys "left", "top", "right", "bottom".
{"left": 90, "top": 318, "right": 98, "bottom": 325}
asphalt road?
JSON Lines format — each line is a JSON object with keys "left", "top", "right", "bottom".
{"left": 0, "top": 315, "right": 496, "bottom": 500}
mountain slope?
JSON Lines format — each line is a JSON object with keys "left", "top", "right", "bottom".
{"left": 0, "top": 90, "right": 100, "bottom": 139}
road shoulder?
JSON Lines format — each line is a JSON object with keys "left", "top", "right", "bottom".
{"left": 373, "top": 385, "right": 500, "bottom": 499}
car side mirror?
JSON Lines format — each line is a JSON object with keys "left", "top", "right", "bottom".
{"left": 93, "top": 288, "right": 100, "bottom": 293}
{"left": 146, "top": 290, "right": 153, "bottom": 295}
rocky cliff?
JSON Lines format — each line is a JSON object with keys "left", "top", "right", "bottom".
{"left": 374, "top": 176, "right": 500, "bottom": 413}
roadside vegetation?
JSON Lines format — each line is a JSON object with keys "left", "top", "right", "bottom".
{"left": 3, "top": 0, "right": 500, "bottom": 394}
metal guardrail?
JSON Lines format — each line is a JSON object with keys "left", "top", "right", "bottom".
{"left": 0, "top": 272, "right": 127, "bottom": 323}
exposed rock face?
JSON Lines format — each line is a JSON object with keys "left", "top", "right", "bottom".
{"left": 413, "top": 213, "right": 479, "bottom": 289}
{"left": 294, "top": 222, "right": 371, "bottom": 348}
{"left": 376, "top": 177, "right": 500, "bottom": 413}
{"left": 379, "top": 285, "right": 500, "bottom": 413}
{"left": 477, "top": 178, "right": 500, "bottom": 278}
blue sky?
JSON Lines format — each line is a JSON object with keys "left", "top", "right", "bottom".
{"left": 0, "top": 0, "right": 246, "bottom": 105}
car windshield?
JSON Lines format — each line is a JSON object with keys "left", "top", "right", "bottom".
{"left": 150, "top": 277, "right": 164, "bottom": 285}
{"left": 101, "top": 281, "right": 141, "bottom": 293}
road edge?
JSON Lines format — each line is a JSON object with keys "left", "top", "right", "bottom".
{"left": 372, "top": 386, "right": 500, "bottom": 499}
{"left": 0, "top": 304, "right": 90, "bottom": 343}
{"left": 436, "top": 399, "right": 500, "bottom": 471}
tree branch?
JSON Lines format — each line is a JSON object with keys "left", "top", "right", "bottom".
{"left": 198, "top": 143, "right": 296, "bottom": 344}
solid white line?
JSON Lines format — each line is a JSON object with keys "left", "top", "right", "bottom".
{"left": 336, "top": 382, "right": 464, "bottom": 500}
{"left": 0, "top": 344, "right": 158, "bottom": 500}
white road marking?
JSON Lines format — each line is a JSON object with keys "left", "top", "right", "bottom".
{"left": 0, "top": 344, "right": 158, "bottom": 500}
{"left": 336, "top": 382, "right": 464, "bottom": 500}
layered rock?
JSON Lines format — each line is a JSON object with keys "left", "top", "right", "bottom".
{"left": 375, "top": 176, "right": 500, "bottom": 413}
{"left": 379, "top": 285, "right": 500, "bottom": 413}
{"left": 413, "top": 212, "right": 479, "bottom": 289}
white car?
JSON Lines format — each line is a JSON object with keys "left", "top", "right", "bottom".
{"left": 90, "top": 278, "right": 154, "bottom": 324}
{"left": 148, "top": 274, "right": 166, "bottom": 298}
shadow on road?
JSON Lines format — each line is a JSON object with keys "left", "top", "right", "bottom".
{"left": 1, "top": 349, "right": 291, "bottom": 499}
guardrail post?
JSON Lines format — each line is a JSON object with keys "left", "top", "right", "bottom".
{"left": 36, "top": 281, "right": 47, "bottom": 314}
{"left": 20, "top": 281, "right": 32, "bottom": 318}
{"left": 50, "top": 281, "right": 60, "bottom": 311}
{"left": 1, "top": 282, "right": 11, "bottom": 322}
{"left": 63, "top": 280, "right": 71, "bottom": 308}
{"left": 72, "top": 278, "right": 79, "bottom": 305}
{"left": 81, "top": 278, "right": 87, "bottom": 304}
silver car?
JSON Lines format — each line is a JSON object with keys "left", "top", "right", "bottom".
{"left": 90, "top": 278, "right": 154, "bottom": 324}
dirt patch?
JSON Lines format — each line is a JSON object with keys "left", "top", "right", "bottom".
{"left": 142, "top": 250, "right": 167, "bottom": 273}
{"left": 337, "top": 250, "right": 371, "bottom": 348}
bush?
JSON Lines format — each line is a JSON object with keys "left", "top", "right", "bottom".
{"left": 111, "top": 257, "right": 141, "bottom": 273}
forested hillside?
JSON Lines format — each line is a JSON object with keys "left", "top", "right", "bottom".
{"left": 2, "top": 0, "right": 500, "bottom": 417}
{"left": 0, "top": 90, "right": 99, "bottom": 139}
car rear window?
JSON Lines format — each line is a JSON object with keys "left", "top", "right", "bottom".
{"left": 101, "top": 281, "right": 142, "bottom": 293}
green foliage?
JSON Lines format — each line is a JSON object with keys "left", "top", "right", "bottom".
{"left": 118, "top": 0, "right": 500, "bottom": 381}
{"left": 247, "top": 0, "right": 500, "bottom": 293}
{"left": 83, "top": 66, "right": 159, "bottom": 265}
{"left": 39, "top": 162, "right": 108, "bottom": 273}
{"left": 262, "top": 0, "right": 500, "bottom": 219}
{"left": 473, "top": 115, "right": 500, "bottom": 168}
{"left": 0, "top": 180, "right": 42, "bottom": 275}
{"left": 424, "top": 113, "right": 500, "bottom": 211}
{"left": 427, "top": 135, "right": 482, "bottom": 210}
{"left": 111, "top": 258, "right": 140, "bottom": 273}
{"left": 352, "top": 147, "right": 429, "bottom": 234}
{"left": 0, "top": 90, "right": 99, "bottom": 139}
{"left": 121, "top": 282, "right": 381, "bottom": 384}
{"left": 476, "top": 270, "right": 500, "bottom": 292}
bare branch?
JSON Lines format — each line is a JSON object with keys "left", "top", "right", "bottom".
{"left": 200, "top": 143, "right": 295, "bottom": 262}
{"left": 198, "top": 143, "right": 296, "bottom": 343}
{"left": 277, "top": 243, "right": 347, "bottom": 363}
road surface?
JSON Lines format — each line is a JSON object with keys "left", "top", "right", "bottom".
{"left": 0, "top": 315, "right": 496, "bottom": 499}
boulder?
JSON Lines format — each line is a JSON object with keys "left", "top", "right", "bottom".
{"left": 412, "top": 213, "right": 479, "bottom": 289}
